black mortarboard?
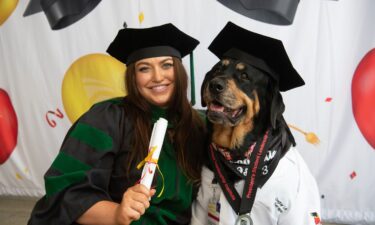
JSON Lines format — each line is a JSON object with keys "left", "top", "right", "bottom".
{"left": 107, "top": 23, "right": 199, "bottom": 104}
{"left": 217, "top": 0, "right": 299, "bottom": 25}
{"left": 23, "top": 0, "right": 43, "bottom": 16}
{"left": 106, "top": 23, "right": 199, "bottom": 65}
{"left": 23, "top": 0, "right": 101, "bottom": 30}
{"left": 208, "top": 21, "right": 304, "bottom": 91}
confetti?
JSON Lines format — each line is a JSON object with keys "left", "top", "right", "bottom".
{"left": 46, "top": 108, "right": 64, "bottom": 128}
{"left": 16, "top": 172, "right": 23, "bottom": 180}
{"left": 139, "top": 12, "right": 144, "bottom": 24}
{"left": 325, "top": 97, "right": 332, "bottom": 102}
{"left": 310, "top": 212, "right": 321, "bottom": 225}
{"left": 350, "top": 171, "right": 357, "bottom": 179}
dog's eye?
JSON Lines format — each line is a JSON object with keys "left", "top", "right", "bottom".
{"left": 240, "top": 72, "right": 250, "bottom": 80}
{"left": 213, "top": 66, "right": 223, "bottom": 73}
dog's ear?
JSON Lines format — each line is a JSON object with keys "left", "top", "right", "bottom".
{"left": 201, "top": 66, "right": 216, "bottom": 107}
{"left": 200, "top": 71, "right": 210, "bottom": 107}
{"left": 270, "top": 85, "right": 285, "bottom": 129}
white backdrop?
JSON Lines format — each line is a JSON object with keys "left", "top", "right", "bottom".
{"left": 1, "top": 0, "right": 375, "bottom": 224}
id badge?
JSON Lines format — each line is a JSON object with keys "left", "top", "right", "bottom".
{"left": 207, "top": 183, "right": 220, "bottom": 225}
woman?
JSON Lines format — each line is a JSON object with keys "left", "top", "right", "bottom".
{"left": 28, "top": 23, "right": 207, "bottom": 225}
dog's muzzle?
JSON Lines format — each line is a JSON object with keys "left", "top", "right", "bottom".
{"left": 204, "top": 77, "right": 246, "bottom": 126}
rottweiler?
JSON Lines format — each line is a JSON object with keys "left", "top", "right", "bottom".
{"left": 191, "top": 22, "right": 321, "bottom": 225}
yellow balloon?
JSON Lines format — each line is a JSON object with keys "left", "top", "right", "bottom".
{"left": 0, "top": 0, "right": 18, "bottom": 26}
{"left": 62, "top": 53, "right": 126, "bottom": 123}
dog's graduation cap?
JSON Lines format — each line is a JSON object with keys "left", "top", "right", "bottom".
{"left": 208, "top": 21, "right": 304, "bottom": 91}
{"left": 107, "top": 23, "right": 199, "bottom": 104}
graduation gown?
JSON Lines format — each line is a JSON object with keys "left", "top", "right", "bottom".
{"left": 28, "top": 97, "right": 194, "bottom": 225}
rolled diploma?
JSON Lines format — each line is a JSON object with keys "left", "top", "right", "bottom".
{"left": 140, "top": 118, "right": 168, "bottom": 189}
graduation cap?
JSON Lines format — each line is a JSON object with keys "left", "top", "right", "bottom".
{"left": 208, "top": 21, "right": 304, "bottom": 91}
{"left": 23, "top": 0, "right": 43, "bottom": 16}
{"left": 217, "top": 0, "right": 299, "bottom": 25}
{"left": 107, "top": 23, "right": 199, "bottom": 105}
{"left": 23, "top": 0, "right": 101, "bottom": 30}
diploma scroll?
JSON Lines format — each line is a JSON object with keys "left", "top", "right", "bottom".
{"left": 139, "top": 118, "right": 168, "bottom": 190}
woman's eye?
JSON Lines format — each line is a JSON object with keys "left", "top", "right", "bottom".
{"left": 162, "top": 63, "right": 173, "bottom": 69}
{"left": 138, "top": 66, "right": 149, "bottom": 72}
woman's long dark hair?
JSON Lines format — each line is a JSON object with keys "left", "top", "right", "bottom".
{"left": 123, "top": 57, "right": 206, "bottom": 184}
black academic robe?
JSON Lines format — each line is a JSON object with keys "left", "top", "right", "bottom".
{"left": 28, "top": 97, "right": 194, "bottom": 225}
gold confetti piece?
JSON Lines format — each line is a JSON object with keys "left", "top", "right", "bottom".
{"left": 16, "top": 173, "right": 23, "bottom": 180}
{"left": 139, "top": 12, "right": 144, "bottom": 24}
{"left": 288, "top": 124, "right": 320, "bottom": 146}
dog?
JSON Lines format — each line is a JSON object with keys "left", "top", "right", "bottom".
{"left": 191, "top": 57, "right": 321, "bottom": 225}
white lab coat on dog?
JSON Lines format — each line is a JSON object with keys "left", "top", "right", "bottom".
{"left": 191, "top": 147, "right": 321, "bottom": 225}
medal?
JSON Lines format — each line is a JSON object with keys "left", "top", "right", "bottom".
{"left": 235, "top": 214, "right": 253, "bottom": 225}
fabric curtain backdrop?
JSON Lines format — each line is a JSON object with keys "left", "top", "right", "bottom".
{"left": 1, "top": 0, "right": 374, "bottom": 224}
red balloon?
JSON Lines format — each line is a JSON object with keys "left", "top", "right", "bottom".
{"left": 352, "top": 49, "right": 375, "bottom": 149}
{"left": 0, "top": 88, "right": 18, "bottom": 164}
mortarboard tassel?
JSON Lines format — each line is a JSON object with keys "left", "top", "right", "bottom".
{"left": 288, "top": 124, "right": 320, "bottom": 146}
{"left": 190, "top": 53, "right": 196, "bottom": 106}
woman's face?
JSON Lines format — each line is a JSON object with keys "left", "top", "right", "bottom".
{"left": 135, "top": 56, "right": 175, "bottom": 107}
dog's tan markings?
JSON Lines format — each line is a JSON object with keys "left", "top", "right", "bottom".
{"left": 219, "top": 80, "right": 238, "bottom": 107}
{"left": 221, "top": 59, "right": 230, "bottom": 66}
{"left": 212, "top": 81, "right": 260, "bottom": 149}
{"left": 236, "top": 63, "right": 245, "bottom": 71}
{"left": 225, "top": 80, "right": 244, "bottom": 109}
{"left": 244, "top": 91, "right": 260, "bottom": 125}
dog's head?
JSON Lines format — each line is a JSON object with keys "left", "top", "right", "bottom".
{"left": 202, "top": 22, "right": 304, "bottom": 149}
{"left": 201, "top": 58, "right": 284, "bottom": 133}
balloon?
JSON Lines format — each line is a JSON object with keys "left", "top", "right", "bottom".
{"left": 0, "top": 89, "right": 18, "bottom": 164}
{"left": 0, "top": 0, "right": 18, "bottom": 26}
{"left": 62, "top": 53, "right": 126, "bottom": 123}
{"left": 352, "top": 48, "right": 375, "bottom": 149}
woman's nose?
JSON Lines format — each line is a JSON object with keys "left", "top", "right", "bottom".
{"left": 153, "top": 67, "right": 163, "bottom": 82}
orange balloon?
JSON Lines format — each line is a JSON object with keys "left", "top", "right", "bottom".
{"left": 0, "top": 0, "right": 18, "bottom": 26}
{"left": 62, "top": 53, "right": 126, "bottom": 123}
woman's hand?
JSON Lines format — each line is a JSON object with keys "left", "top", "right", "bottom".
{"left": 115, "top": 184, "right": 156, "bottom": 225}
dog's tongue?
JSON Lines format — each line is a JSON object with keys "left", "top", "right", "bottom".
{"left": 209, "top": 103, "right": 225, "bottom": 112}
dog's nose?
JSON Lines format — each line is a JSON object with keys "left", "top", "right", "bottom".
{"left": 209, "top": 78, "right": 226, "bottom": 93}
